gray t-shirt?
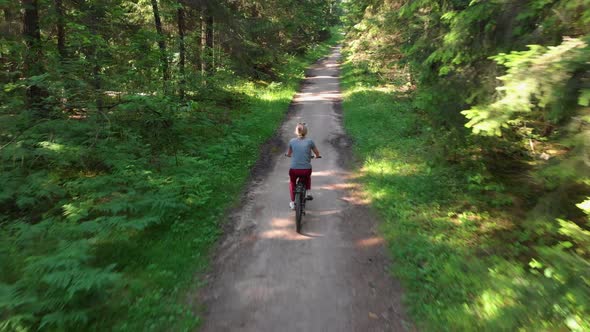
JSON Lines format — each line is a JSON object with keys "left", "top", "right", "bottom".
{"left": 289, "top": 138, "right": 316, "bottom": 169}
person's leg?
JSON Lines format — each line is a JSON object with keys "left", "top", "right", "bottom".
{"left": 300, "top": 169, "right": 313, "bottom": 200}
{"left": 305, "top": 169, "right": 312, "bottom": 190}
{"left": 288, "top": 169, "right": 297, "bottom": 201}
{"left": 290, "top": 169, "right": 312, "bottom": 199}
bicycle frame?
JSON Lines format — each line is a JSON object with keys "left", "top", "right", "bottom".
{"left": 294, "top": 176, "right": 308, "bottom": 233}
{"left": 295, "top": 177, "right": 308, "bottom": 206}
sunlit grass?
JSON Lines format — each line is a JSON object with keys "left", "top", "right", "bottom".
{"left": 340, "top": 58, "right": 516, "bottom": 330}
{"left": 340, "top": 53, "right": 590, "bottom": 330}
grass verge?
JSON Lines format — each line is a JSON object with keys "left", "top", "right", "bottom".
{"left": 340, "top": 63, "right": 479, "bottom": 330}
{"left": 340, "top": 59, "right": 590, "bottom": 331}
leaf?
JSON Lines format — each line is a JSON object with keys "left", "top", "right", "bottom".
{"left": 529, "top": 259, "right": 543, "bottom": 269}
{"left": 579, "top": 89, "right": 590, "bottom": 106}
{"left": 577, "top": 198, "right": 590, "bottom": 215}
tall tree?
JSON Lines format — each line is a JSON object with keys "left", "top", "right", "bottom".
{"left": 206, "top": 14, "right": 213, "bottom": 71}
{"left": 200, "top": 3, "right": 207, "bottom": 75}
{"left": 151, "top": 0, "right": 169, "bottom": 89}
{"left": 193, "top": 6, "right": 202, "bottom": 74}
{"left": 78, "top": 0, "right": 109, "bottom": 110}
{"left": 55, "top": 0, "right": 67, "bottom": 60}
{"left": 22, "top": 0, "right": 45, "bottom": 111}
{"left": 177, "top": 1, "right": 186, "bottom": 99}
{"left": 1, "top": 3, "right": 21, "bottom": 83}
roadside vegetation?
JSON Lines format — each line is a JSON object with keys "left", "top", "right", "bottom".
{"left": 341, "top": 0, "right": 589, "bottom": 330}
{"left": 0, "top": 1, "right": 340, "bottom": 330}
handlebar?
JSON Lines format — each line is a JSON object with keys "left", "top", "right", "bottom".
{"left": 284, "top": 154, "right": 322, "bottom": 158}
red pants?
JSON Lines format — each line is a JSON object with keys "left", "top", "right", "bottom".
{"left": 289, "top": 168, "right": 312, "bottom": 201}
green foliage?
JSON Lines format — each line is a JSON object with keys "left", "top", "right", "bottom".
{"left": 1, "top": 0, "right": 340, "bottom": 328}
{"left": 0, "top": 102, "right": 210, "bottom": 329}
{"left": 1, "top": 236, "right": 122, "bottom": 330}
{"left": 343, "top": 0, "right": 590, "bottom": 131}
{"left": 528, "top": 198, "right": 590, "bottom": 331}
{"left": 341, "top": 53, "right": 590, "bottom": 330}
{"left": 342, "top": 61, "right": 487, "bottom": 329}
{"left": 463, "top": 38, "right": 590, "bottom": 136}
{"left": 342, "top": 4, "right": 590, "bottom": 329}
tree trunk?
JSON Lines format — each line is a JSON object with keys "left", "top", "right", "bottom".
{"left": 84, "top": 1, "right": 104, "bottom": 110}
{"left": 200, "top": 4, "right": 206, "bottom": 76}
{"left": 22, "top": 0, "right": 45, "bottom": 111}
{"left": 151, "top": 0, "right": 169, "bottom": 90}
{"left": 55, "top": 0, "right": 66, "bottom": 60}
{"left": 3, "top": 6, "right": 20, "bottom": 81}
{"left": 211, "top": 21, "right": 215, "bottom": 69}
{"left": 177, "top": 2, "right": 185, "bottom": 99}
{"left": 4, "top": 6, "right": 16, "bottom": 35}
{"left": 206, "top": 14, "right": 213, "bottom": 73}
{"left": 194, "top": 6, "right": 201, "bottom": 74}
{"left": 216, "top": 25, "right": 222, "bottom": 69}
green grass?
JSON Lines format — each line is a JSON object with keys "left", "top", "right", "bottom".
{"left": 339, "top": 60, "right": 588, "bottom": 331}
{"left": 340, "top": 65, "right": 481, "bottom": 330}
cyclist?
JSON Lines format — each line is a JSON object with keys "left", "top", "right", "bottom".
{"left": 285, "top": 122, "right": 321, "bottom": 210}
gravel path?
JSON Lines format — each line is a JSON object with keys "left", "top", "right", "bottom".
{"left": 198, "top": 46, "right": 412, "bottom": 332}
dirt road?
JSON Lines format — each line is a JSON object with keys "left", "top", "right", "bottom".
{"left": 198, "top": 47, "right": 411, "bottom": 332}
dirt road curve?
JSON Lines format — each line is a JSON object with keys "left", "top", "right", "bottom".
{"left": 198, "top": 46, "right": 411, "bottom": 332}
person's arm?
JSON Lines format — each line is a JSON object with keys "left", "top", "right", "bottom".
{"left": 286, "top": 145, "right": 293, "bottom": 157}
{"left": 312, "top": 146, "right": 320, "bottom": 158}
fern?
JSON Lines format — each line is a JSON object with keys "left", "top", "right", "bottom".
{"left": 462, "top": 38, "right": 589, "bottom": 136}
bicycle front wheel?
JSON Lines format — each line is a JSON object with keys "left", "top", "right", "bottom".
{"left": 295, "top": 191, "right": 303, "bottom": 233}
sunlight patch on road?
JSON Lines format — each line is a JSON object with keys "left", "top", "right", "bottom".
{"left": 311, "top": 209, "right": 341, "bottom": 216}
{"left": 271, "top": 217, "right": 292, "bottom": 228}
{"left": 312, "top": 170, "right": 341, "bottom": 177}
{"left": 260, "top": 218, "right": 312, "bottom": 240}
{"left": 355, "top": 237, "right": 385, "bottom": 248}
{"left": 293, "top": 92, "right": 341, "bottom": 102}
{"left": 319, "top": 183, "right": 358, "bottom": 191}
{"left": 260, "top": 228, "right": 310, "bottom": 240}
{"left": 305, "top": 76, "right": 339, "bottom": 79}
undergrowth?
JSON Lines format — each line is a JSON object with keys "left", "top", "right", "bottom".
{"left": 0, "top": 30, "right": 342, "bottom": 332}
{"left": 341, "top": 60, "right": 590, "bottom": 331}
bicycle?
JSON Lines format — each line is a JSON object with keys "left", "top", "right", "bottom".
{"left": 286, "top": 155, "right": 321, "bottom": 233}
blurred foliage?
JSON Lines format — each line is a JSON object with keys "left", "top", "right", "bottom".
{"left": 342, "top": 0, "right": 589, "bottom": 330}
{"left": 463, "top": 38, "right": 590, "bottom": 136}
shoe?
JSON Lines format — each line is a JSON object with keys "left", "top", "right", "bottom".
{"left": 289, "top": 201, "right": 295, "bottom": 210}
{"left": 306, "top": 192, "right": 313, "bottom": 201}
